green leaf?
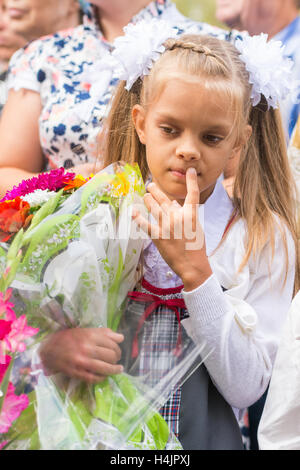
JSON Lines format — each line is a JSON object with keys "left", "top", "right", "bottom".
{"left": 0, "top": 256, "right": 22, "bottom": 293}
{"left": 107, "top": 246, "right": 125, "bottom": 331}
{"left": 21, "top": 213, "right": 78, "bottom": 265}
{"left": 25, "top": 189, "right": 64, "bottom": 234}
{"left": 80, "top": 173, "right": 114, "bottom": 216}
{"left": 6, "top": 228, "right": 24, "bottom": 263}
{"left": 4, "top": 391, "right": 41, "bottom": 450}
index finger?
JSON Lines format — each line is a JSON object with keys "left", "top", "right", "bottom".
{"left": 184, "top": 167, "right": 200, "bottom": 207}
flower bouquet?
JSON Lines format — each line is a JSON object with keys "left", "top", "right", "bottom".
{"left": 0, "top": 163, "right": 205, "bottom": 450}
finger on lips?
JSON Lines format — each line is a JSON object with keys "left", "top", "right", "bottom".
{"left": 185, "top": 168, "right": 200, "bottom": 206}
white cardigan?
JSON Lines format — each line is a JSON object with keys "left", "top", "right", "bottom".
{"left": 144, "top": 179, "right": 296, "bottom": 417}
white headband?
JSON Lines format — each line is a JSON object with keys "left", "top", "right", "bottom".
{"left": 110, "top": 19, "right": 297, "bottom": 110}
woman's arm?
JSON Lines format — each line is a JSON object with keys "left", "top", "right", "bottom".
{"left": 0, "top": 89, "right": 44, "bottom": 197}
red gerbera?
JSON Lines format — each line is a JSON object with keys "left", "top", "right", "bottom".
{"left": 0, "top": 197, "right": 31, "bottom": 242}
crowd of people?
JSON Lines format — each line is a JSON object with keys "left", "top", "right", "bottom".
{"left": 0, "top": 0, "right": 300, "bottom": 451}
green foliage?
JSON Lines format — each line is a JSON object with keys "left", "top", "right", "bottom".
{"left": 174, "top": 0, "right": 224, "bottom": 27}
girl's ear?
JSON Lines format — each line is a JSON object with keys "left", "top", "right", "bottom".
{"left": 244, "top": 124, "right": 252, "bottom": 144}
{"left": 231, "top": 124, "right": 252, "bottom": 157}
{"left": 132, "top": 104, "right": 147, "bottom": 145}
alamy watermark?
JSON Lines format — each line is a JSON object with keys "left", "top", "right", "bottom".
{"left": 92, "top": 203, "right": 205, "bottom": 251}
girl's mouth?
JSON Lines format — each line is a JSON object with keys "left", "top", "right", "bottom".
{"left": 170, "top": 169, "right": 186, "bottom": 179}
{"left": 170, "top": 168, "right": 200, "bottom": 178}
{"left": 7, "top": 8, "right": 28, "bottom": 19}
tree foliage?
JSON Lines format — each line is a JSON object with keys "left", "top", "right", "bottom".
{"left": 174, "top": 0, "right": 223, "bottom": 27}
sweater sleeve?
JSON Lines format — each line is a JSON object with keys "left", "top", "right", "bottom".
{"left": 181, "top": 218, "right": 296, "bottom": 410}
{"left": 258, "top": 292, "right": 300, "bottom": 450}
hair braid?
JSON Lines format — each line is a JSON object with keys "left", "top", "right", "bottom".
{"left": 164, "top": 38, "right": 228, "bottom": 69}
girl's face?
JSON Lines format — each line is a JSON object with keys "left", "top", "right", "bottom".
{"left": 133, "top": 77, "right": 249, "bottom": 204}
{"left": 4, "top": 0, "right": 79, "bottom": 40}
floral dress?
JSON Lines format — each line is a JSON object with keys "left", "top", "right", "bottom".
{"left": 7, "top": 0, "right": 240, "bottom": 171}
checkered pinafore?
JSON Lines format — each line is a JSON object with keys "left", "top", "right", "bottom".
{"left": 127, "top": 277, "right": 191, "bottom": 437}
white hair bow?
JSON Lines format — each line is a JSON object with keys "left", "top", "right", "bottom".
{"left": 235, "top": 33, "right": 296, "bottom": 109}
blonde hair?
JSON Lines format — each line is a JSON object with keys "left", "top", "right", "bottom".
{"left": 104, "top": 34, "right": 298, "bottom": 287}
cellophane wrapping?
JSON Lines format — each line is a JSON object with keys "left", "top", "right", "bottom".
{"left": 1, "top": 162, "right": 205, "bottom": 450}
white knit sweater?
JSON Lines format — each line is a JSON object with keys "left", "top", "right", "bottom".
{"left": 143, "top": 178, "right": 296, "bottom": 417}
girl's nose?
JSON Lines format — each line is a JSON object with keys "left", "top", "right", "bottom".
{"left": 175, "top": 137, "right": 200, "bottom": 161}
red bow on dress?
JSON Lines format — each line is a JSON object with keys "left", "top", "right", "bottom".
{"left": 127, "top": 290, "right": 186, "bottom": 359}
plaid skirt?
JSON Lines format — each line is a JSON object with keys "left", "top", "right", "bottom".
{"left": 126, "top": 277, "right": 192, "bottom": 438}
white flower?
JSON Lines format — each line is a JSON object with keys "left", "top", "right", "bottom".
{"left": 235, "top": 33, "right": 295, "bottom": 109}
{"left": 22, "top": 189, "right": 57, "bottom": 207}
{"left": 112, "top": 19, "right": 178, "bottom": 90}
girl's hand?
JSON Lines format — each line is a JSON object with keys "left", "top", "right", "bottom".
{"left": 39, "top": 328, "right": 124, "bottom": 384}
{"left": 133, "top": 167, "right": 212, "bottom": 291}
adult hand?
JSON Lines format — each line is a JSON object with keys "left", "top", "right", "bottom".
{"left": 39, "top": 327, "right": 124, "bottom": 384}
{"left": 132, "top": 167, "right": 212, "bottom": 291}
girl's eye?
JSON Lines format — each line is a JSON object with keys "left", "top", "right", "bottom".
{"left": 160, "top": 126, "right": 177, "bottom": 135}
{"left": 204, "top": 134, "right": 223, "bottom": 144}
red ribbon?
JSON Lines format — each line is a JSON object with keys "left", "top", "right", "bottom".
{"left": 127, "top": 290, "right": 186, "bottom": 359}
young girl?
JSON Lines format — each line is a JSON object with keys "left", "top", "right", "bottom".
{"left": 39, "top": 25, "right": 298, "bottom": 449}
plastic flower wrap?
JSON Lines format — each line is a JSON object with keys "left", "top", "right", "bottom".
{"left": 0, "top": 163, "right": 205, "bottom": 450}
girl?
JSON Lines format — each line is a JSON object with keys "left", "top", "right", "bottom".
{"left": 39, "top": 27, "right": 298, "bottom": 449}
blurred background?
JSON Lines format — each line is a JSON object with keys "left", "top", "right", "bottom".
{"left": 174, "top": 0, "right": 223, "bottom": 26}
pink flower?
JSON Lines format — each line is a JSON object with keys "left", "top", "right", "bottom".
{"left": 0, "top": 355, "right": 11, "bottom": 381}
{"left": 4, "top": 315, "right": 38, "bottom": 353}
{"left": 0, "top": 320, "right": 12, "bottom": 340}
{"left": 0, "top": 441, "right": 8, "bottom": 450}
{"left": 1, "top": 168, "right": 76, "bottom": 202}
{"left": 0, "top": 382, "right": 29, "bottom": 433}
{"left": 0, "top": 290, "right": 15, "bottom": 320}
